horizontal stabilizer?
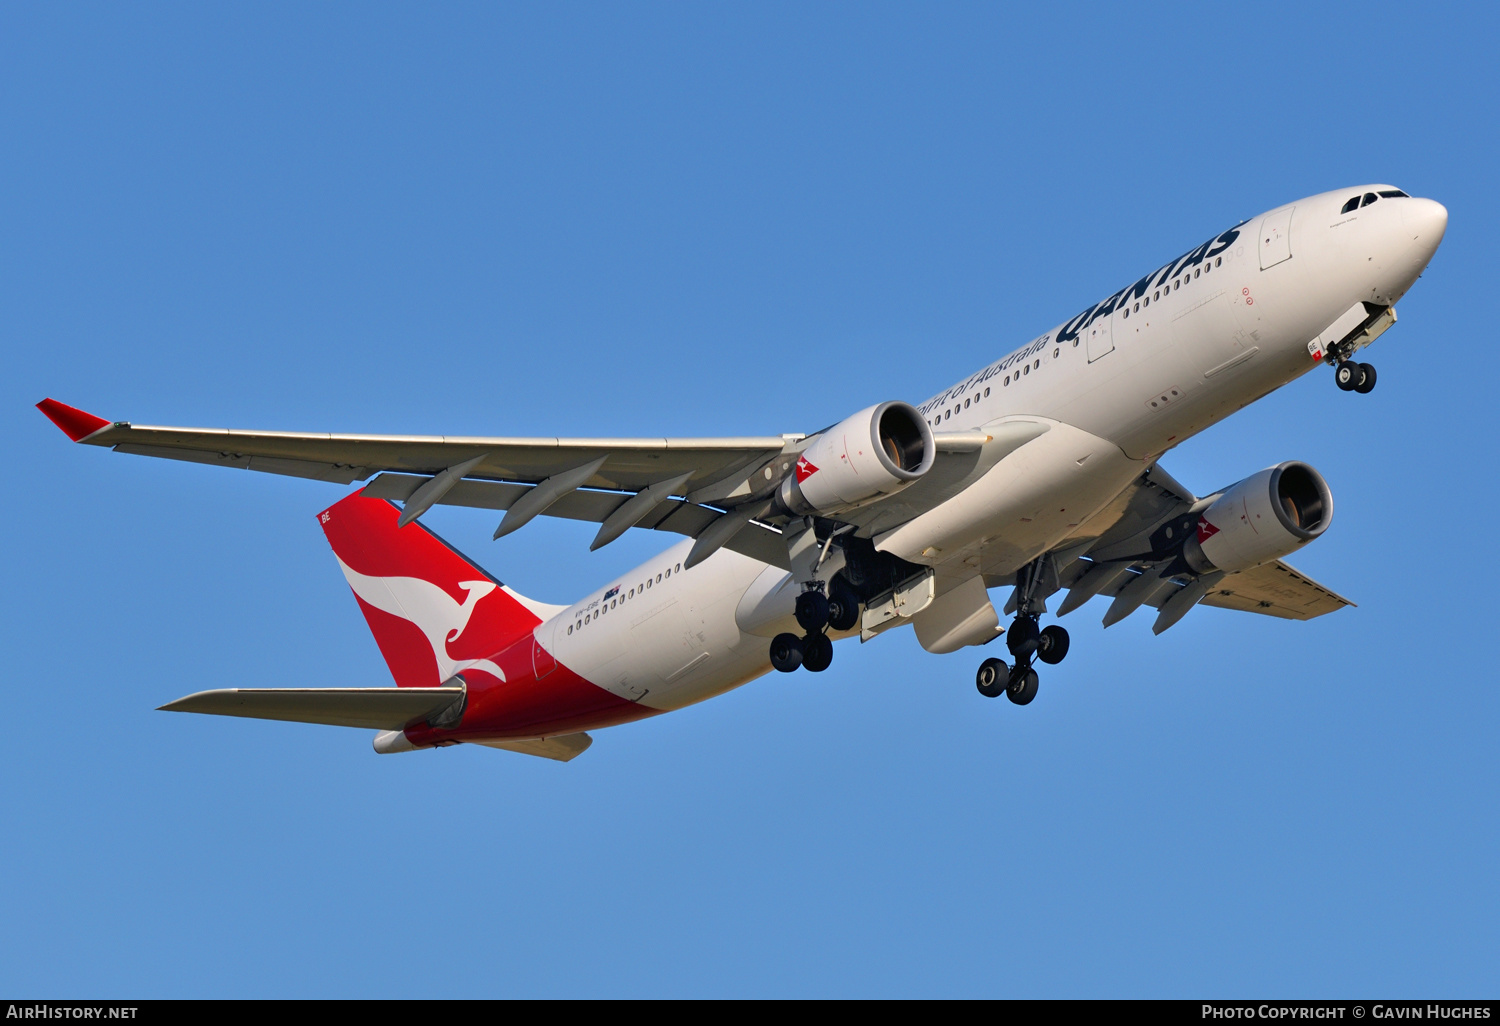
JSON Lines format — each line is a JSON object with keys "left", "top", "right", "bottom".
{"left": 475, "top": 734, "right": 593, "bottom": 762}
{"left": 159, "top": 687, "right": 465, "bottom": 730}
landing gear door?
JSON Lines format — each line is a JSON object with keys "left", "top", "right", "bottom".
{"left": 1086, "top": 310, "right": 1115, "bottom": 363}
{"left": 1258, "top": 206, "right": 1294, "bottom": 269}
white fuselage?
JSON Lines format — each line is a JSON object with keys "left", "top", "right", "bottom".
{"left": 546, "top": 185, "right": 1447, "bottom": 718}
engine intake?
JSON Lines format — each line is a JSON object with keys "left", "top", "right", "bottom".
{"left": 1184, "top": 461, "right": 1333, "bottom": 575}
{"left": 777, "top": 401, "right": 935, "bottom": 516}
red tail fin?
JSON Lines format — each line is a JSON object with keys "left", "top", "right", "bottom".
{"left": 318, "top": 492, "right": 543, "bottom": 688}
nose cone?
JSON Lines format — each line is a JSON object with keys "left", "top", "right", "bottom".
{"left": 1403, "top": 197, "right": 1448, "bottom": 263}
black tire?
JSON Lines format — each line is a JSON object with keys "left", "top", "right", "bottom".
{"left": 976, "top": 657, "right": 1008, "bottom": 698}
{"left": 770, "top": 633, "right": 803, "bottom": 673}
{"left": 1006, "top": 617, "right": 1040, "bottom": 658}
{"left": 795, "top": 590, "right": 830, "bottom": 633}
{"left": 801, "top": 632, "right": 834, "bottom": 673}
{"left": 1006, "top": 666, "right": 1039, "bottom": 705}
{"left": 1335, "top": 361, "right": 1360, "bottom": 391}
{"left": 826, "top": 579, "right": 860, "bottom": 632}
{"left": 1037, "top": 624, "right": 1070, "bottom": 665}
{"left": 1355, "top": 362, "right": 1377, "bottom": 394}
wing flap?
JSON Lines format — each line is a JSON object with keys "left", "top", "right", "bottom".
{"left": 159, "top": 687, "right": 465, "bottom": 730}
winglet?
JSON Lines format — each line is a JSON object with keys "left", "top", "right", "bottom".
{"left": 36, "top": 399, "right": 111, "bottom": 441}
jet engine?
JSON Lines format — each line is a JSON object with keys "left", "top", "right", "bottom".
{"left": 777, "top": 401, "right": 935, "bottom": 517}
{"left": 1183, "top": 462, "right": 1333, "bottom": 575}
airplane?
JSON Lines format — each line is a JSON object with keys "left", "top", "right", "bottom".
{"left": 37, "top": 184, "right": 1447, "bottom": 762}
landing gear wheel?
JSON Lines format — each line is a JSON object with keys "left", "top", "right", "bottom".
{"left": 1007, "top": 617, "right": 1040, "bottom": 658}
{"left": 795, "top": 591, "right": 830, "bottom": 633}
{"left": 1355, "top": 362, "right": 1377, "bottom": 394}
{"left": 1036, "top": 625, "right": 1070, "bottom": 665}
{"left": 801, "top": 632, "right": 834, "bottom": 673}
{"left": 1006, "top": 666, "right": 1039, "bottom": 705}
{"left": 1335, "top": 361, "right": 1361, "bottom": 391}
{"left": 826, "top": 580, "right": 860, "bottom": 633}
{"left": 976, "top": 657, "right": 1008, "bottom": 698}
{"left": 770, "top": 633, "right": 803, "bottom": 673}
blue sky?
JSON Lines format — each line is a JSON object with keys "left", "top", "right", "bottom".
{"left": 4, "top": 2, "right": 1497, "bottom": 997}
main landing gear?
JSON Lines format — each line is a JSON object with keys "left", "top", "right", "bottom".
{"left": 770, "top": 579, "right": 859, "bottom": 674}
{"left": 1334, "top": 360, "right": 1376, "bottom": 394}
{"left": 975, "top": 615, "right": 1069, "bottom": 705}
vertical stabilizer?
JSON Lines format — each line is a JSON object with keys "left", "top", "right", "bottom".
{"left": 317, "top": 492, "right": 549, "bottom": 688}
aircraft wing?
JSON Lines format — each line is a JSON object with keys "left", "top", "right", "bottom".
{"left": 37, "top": 399, "right": 1005, "bottom": 570}
{"left": 37, "top": 398, "right": 796, "bottom": 492}
{"left": 1039, "top": 461, "right": 1352, "bottom": 630}
{"left": 38, "top": 397, "right": 807, "bottom": 564}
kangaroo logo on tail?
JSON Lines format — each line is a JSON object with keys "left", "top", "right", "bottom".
{"left": 334, "top": 557, "right": 508, "bottom": 683}
{"left": 318, "top": 492, "right": 547, "bottom": 689}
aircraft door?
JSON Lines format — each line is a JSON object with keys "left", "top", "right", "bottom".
{"left": 1086, "top": 309, "right": 1115, "bottom": 363}
{"left": 1258, "top": 206, "right": 1295, "bottom": 269}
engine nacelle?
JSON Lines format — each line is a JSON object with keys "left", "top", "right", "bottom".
{"left": 1184, "top": 462, "right": 1333, "bottom": 575}
{"left": 777, "top": 401, "right": 935, "bottom": 516}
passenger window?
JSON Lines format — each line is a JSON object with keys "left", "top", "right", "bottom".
{"left": 675, "top": 563, "right": 681, "bottom": 572}
{"left": 984, "top": 387, "right": 990, "bottom": 397}
{"left": 1004, "top": 375, "right": 1009, "bottom": 385}
{"left": 1215, "top": 256, "right": 1221, "bottom": 267}
{"left": 1133, "top": 302, "right": 1140, "bottom": 312}
{"left": 1052, "top": 349, "right": 1059, "bottom": 358}
{"left": 1023, "top": 365, "right": 1029, "bottom": 376}
{"left": 656, "top": 573, "right": 662, "bottom": 583}
{"left": 1034, "top": 359, "right": 1040, "bottom": 369}
{"left": 1194, "top": 268, "right": 1200, "bottom": 278}
{"left": 1153, "top": 290, "right": 1160, "bottom": 301}
{"left": 1362, "top": 193, "right": 1378, "bottom": 207}
{"left": 1143, "top": 296, "right": 1149, "bottom": 307}
{"left": 1203, "top": 261, "right": 1211, "bottom": 274}
{"left": 1123, "top": 308, "right": 1129, "bottom": 319}
{"left": 1341, "top": 196, "right": 1361, "bottom": 213}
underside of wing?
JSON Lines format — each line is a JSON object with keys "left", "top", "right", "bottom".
{"left": 1197, "top": 560, "right": 1354, "bottom": 620}
{"left": 38, "top": 399, "right": 1009, "bottom": 569}
{"left": 66, "top": 412, "right": 794, "bottom": 493}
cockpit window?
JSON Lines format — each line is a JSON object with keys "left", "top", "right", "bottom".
{"left": 1361, "top": 193, "right": 1379, "bottom": 207}
{"left": 1378, "top": 189, "right": 1410, "bottom": 198}
{"left": 1341, "top": 196, "right": 1361, "bottom": 214}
